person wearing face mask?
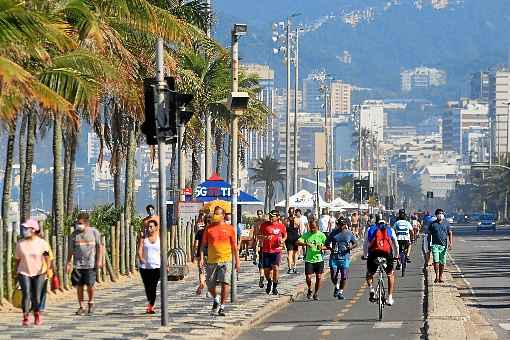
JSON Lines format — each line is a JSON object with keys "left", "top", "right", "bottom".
{"left": 66, "top": 212, "right": 103, "bottom": 315}
{"left": 15, "top": 219, "right": 52, "bottom": 326}
{"left": 142, "top": 205, "right": 160, "bottom": 238}
{"left": 428, "top": 208, "right": 453, "bottom": 283}
{"left": 137, "top": 220, "right": 161, "bottom": 314}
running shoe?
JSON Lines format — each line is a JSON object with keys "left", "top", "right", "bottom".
{"left": 272, "top": 286, "right": 279, "bottom": 295}
{"left": 258, "top": 276, "right": 265, "bottom": 288}
{"left": 292, "top": 268, "right": 297, "bottom": 274}
{"left": 338, "top": 292, "right": 345, "bottom": 300}
{"left": 333, "top": 287, "right": 339, "bottom": 298}
{"left": 396, "top": 263, "right": 401, "bottom": 270}
{"left": 22, "top": 314, "right": 29, "bottom": 327}
{"left": 211, "top": 300, "right": 220, "bottom": 314}
{"left": 34, "top": 311, "right": 42, "bottom": 326}
{"left": 386, "top": 295, "right": 394, "bottom": 306}
{"left": 287, "top": 268, "right": 292, "bottom": 274}
{"left": 313, "top": 294, "right": 319, "bottom": 301}
{"left": 406, "top": 257, "right": 412, "bottom": 263}
{"left": 87, "top": 303, "right": 95, "bottom": 315}
{"left": 218, "top": 308, "right": 226, "bottom": 316}
{"left": 266, "top": 280, "right": 272, "bottom": 295}
{"left": 306, "top": 289, "right": 313, "bottom": 299}
{"left": 369, "top": 289, "right": 376, "bottom": 302}
{"left": 146, "top": 304, "right": 156, "bottom": 314}
{"left": 76, "top": 307, "right": 86, "bottom": 316}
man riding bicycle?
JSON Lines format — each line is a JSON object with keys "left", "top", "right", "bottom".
{"left": 363, "top": 214, "right": 399, "bottom": 306}
{"left": 393, "top": 209, "right": 414, "bottom": 270}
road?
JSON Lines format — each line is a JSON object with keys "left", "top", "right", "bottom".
{"left": 449, "top": 223, "right": 510, "bottom": 339}
{"left": 239, "top": 245, "right": 425, "bottom": 340}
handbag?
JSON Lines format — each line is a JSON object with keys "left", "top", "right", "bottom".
{"left": 51, "top": 274, "right": 61, "bottom": 291}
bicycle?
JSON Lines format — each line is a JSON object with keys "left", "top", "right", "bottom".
{"left": 399, "top": 248, "right": 407, "bottom": 277}
{"left": 374, "top": 257, "right": 387, "bottom": 321}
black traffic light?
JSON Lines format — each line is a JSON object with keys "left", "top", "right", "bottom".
{"left": 353, "top": 179, "right": 369, "bottom": 203}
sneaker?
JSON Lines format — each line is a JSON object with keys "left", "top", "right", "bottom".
{"left": 76, "top": 307, "right": 86, "bottom": 316}
{"left": 266, "top": 280, "right": 272, "bottom": 295}
{"left": 333, "top": 287, "right": 339, "bottom": 298}
{"left": 396, "top": 263, "right": 401, "bottom": 270}
{"left": 307, "top": 289, "right": 313, "bottom": 299}
{"left": 313, "top": 294, "right": 319, "bottom": 301}
{"left": 258, "top": 276, "right": 265, "bottom": 289}
{"left": 287, "top": 268, "right": 292, "bottom": 274}
{"left": 146, "top": 304, "right": 156, "bottom": 314}
{"left": 218, "top": 308, "right": 226, "bottom": 317}
{"left": 406, "top": 257, "right": 411, "bottom": 263}
{"left": 34, "top": 311, "right": 42, "bottom": 326}
{"left": 87, "top": 303, "right": 95, "bottom": 315}
{"left": 386, "top": 295, "right": 394, "bottom": 306}
{"left": 22, "top": 314, "right": 29, "bottom": 327}
{"left": 272, "top": 286, "right": 279, "bottom": 296}
{"left": 292, "top": 268, "right": 297, "bottom": 274}
{"left": 211, "top": 300, "right": 220, "bottom": 314}
{"left": 369, "top": 289, "right": 376, "bottom": 302}
{"left": 338, "top": 292, "right": 345, "bottom": 300}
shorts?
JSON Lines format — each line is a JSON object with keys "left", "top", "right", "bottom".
{"left": 422, "top": 234, "right": 431, "bottom": 254}
{"left": 329, "top": 258, "right": 349, "bottom": 281}
{"left": 366, "top": 252, "right": 394, "bottom": 276}
{"left": 398, "top": 240, "right": 410, "bottom": 254}
{"left": 262, "top": 252, "right": 281, "bottom": 269}
{"left": 71, "top": 268, "right": 97, "bottom": 287}
{"left": 431, "top": 244, "right": 448, "bottom": 265}
{"left": 305, "top": 261, "right": 325, "bottom": 275}
{"left": 285, "top": 239, "right": 299, "bottom": 252}
{"left": 206, "top": 262, "right": 232, "bottom": 289}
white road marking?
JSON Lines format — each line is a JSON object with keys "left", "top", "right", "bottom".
{"left": 373, "top": 322, "right": 403, "bottom": 329}
{"left": 318, "top": 323, "right": 350, "bottom": 330}
{"left": 263, "top": 325, "right": 296, "bottom": 332}
{"left": 449, "top": 255, "right": 476, "bottom": 299}
{"left": 499, "top": 323, "right": 510, "bottom": 331}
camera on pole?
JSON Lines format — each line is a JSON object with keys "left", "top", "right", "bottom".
{"left": 141, "top": 76, "right": 194, "bottom": 145}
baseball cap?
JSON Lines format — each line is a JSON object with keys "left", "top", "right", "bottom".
{"left": 269, "top": 210, "right": 280, "bottom": 217}
{"left": 22, "top": 219, "right": 40, "bottom": 232}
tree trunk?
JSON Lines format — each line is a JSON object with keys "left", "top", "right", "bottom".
{"left": 215, "top": 130, "right": 224, "bottom": 175}
{"left": 264, "top": 183, "right": 269, "bottom": 212}
{"left": 191, "top": 146, "right": 200, "bottom": 193}
{"left": 52, "top": 115, "right": 65, "bottom": 285}
{"left": 18, "top": 113, "right": 27, "bottom": 215}
{"left": 124, "top": 121, "right": 136, "bottom": 226}
{"left": 21, "top": 109, "right": 37, "bottom": 222}
{"left": 112, "top": 145, "right": 122, "bottom": 209}
{"left": 66, "top": 133, "right": 78, "bottom": 215}
{"left": 63, "top": 134, "right": 70, "bottom": 208}
{"left": 1, "top": 127, "right": 16, "bottom": 302}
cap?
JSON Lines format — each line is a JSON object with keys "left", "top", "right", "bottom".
{"left": 269, "top": 210, "right": 280, "bottom": 217}
{"left": 22, "top": 219, "right": 40, "bottom": 232}
{"left": 336, "top": 216, "right": 348, "bottom": 225}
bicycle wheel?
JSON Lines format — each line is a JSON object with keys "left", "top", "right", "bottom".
{"left": 378, "top": 279, "right": 384, "bottom": 320}
{"left": 401, "top": 253, "right": 407, "bottom": 277}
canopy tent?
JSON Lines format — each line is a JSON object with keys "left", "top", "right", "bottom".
{"left": 330, "top": 197, "right": 357, "bottom": 211}
{"left": 188, "top": 174, "right": 263, "bottom": 206}
{"left": 275, "top": 190, "right": 330, "bottom": 209}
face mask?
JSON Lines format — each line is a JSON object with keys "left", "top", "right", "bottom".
{"left": 211, "top": 214, "right": 223, "bottom": 223}
{"left": 147, "top": 210, "right": 154, "bottom": 217}
{"left": 437, "top": 214, "right": 445, "bottom": 221}
{"left": 76, "top": 224, "right": 86, "bottom": 232}
{"left": 21, "top": 228, "right": 33, "bottom": 238}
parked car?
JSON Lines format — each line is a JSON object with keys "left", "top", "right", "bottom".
{"left": 471, "top": 212, "right": 482, "bottom": 222}
{"left": 476, "top": 214, "right": 497, "bottom": 232}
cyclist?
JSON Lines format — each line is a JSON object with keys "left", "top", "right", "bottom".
{"left": 363, "top": 214, "right": 399, "bottom": 306}
{"left": 326, "top": 216, "right": 358, "bottom": 300}
{"left": 393, "top": 209, "right": 414, "bottom": 270}
{"left": 259, "top": 210, "right": 287, "bottom": 295}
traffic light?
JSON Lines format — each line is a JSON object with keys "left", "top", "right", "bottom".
{"left": 353, "top": 179, "right": 369, "bottom": 202}
{"left": 141, "top": 77, "right": 194, "bottom": 145}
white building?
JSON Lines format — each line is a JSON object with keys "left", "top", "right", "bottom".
{"left": 401, "top": 67, "right": 447, "bottom": 92}
{"left": 420, "top": 165, "right": 459, "bottom": 198}
{"left": 489, "top": 70, "right": 510, "bottom": 156}
{"left": 330, "top": 81, "right": 352, "bottom": 117}
{"left": 360, "top": 100, "right": 385, "bottom": 141}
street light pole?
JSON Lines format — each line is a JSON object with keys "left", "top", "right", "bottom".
{"left": 155, "top": 37, "right": 169, "bottom": 326}
{"left": 285, "top": 18, "right": 292, "bottom": 215}
{"left": 313, "top": 167, "right": 322, "bottom": 218}
{"left": 204, "top": 0, "right": 213, "bottom": 179}
{"left": 293, "top": 27, "right": 300, "bottom": 195}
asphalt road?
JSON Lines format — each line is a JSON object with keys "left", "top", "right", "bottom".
{"left": 449, "top": 223, "right": 510, "bottom": 339}
{"left": 239, "top": 245, "right": 425, "bottom": 340}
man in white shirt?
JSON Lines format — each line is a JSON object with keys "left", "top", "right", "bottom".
{"left": 294, "top": 209, "right": 308, "bottom": 235}
{"left": 319, "top": 208, "right": 333, "bottom": 237}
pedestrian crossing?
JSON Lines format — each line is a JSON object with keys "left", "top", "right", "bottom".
{"left": 262, "top": 321, "right": 406, "bottom": 332}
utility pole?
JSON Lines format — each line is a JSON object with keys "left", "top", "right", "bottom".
{"left": 292, "top": 27, "right": 300, "bottom": 195}
{"left": 285, "top": 18, "right": 292, "bottom": 215}
{"left": 313, "top": 167, "right": 322, "bottom": 218}
{"left": 329, "top": 83, "right": 334, "bottom": 201}
{"left": 357, "top": 105, "right": 362, "bottom": 215}
{"left": 204, "top": 0, "right": 213, "bottom": 179}
{"left": 324, "top": 86, "right": 329, "bottom": 201}
{"left": 230, "top": 23, "right": 248, "bottom": 303}
{"left": 155, "top": 37, "right": 169, "bottom": 326}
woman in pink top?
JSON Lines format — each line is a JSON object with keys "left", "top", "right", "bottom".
{"left": 15, "top": 219, "right": 51, "bottom": 326}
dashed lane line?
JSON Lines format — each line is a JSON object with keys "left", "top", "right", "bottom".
{"left": 262, "top": 325, "right": 296, "bottom": 332}
{"left": 373, "top": 321, "right": 404, "bottom": 329}
{"left": 318, "top": 323, "right": 350, "bottom": 330}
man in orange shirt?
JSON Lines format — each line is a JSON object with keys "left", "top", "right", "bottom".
{"left": 200, "top": 207, "right": 240, "bottom": 317}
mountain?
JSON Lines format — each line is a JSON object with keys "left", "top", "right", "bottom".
{"left": 213, "top": 0, "right": 510, "bottom": 97}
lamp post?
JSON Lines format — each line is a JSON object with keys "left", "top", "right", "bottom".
{"left": 204, "top": 0, "right": 213, "bottom": 179}
{"left": 293, "top": 27, "right": 303, "bottom": 195}
{"left": 230, "top": 23, "right": 248, "bottom": 303}
{"left": 313, "top": 167, "right": 322, "bottom": 218}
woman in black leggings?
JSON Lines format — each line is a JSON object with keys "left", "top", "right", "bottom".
{"left": 137, "top": 220, "right": 161, "bottom": 314}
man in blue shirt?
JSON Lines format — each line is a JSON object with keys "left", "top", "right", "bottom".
{"left": 363, "top": 214, "right": 399, "bottom": 306}
{"left": 326, "top": 217, "right": 358, "bottom": 300}
{"left": 428, "top": 208, "right": 453, "bottom": 283}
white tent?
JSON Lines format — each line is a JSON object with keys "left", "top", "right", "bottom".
{"left": 275, "top": 190, "right": 330, "bottom": 209}
{"left": 330, "top": 197, "right": 357, "bottom": 211}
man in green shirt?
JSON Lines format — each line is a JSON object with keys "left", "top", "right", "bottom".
{"left": 297, "top": 218, "right": 327, "bottom": 300}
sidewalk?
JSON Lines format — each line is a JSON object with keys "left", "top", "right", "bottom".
{"left": 0, "top": 256, "right": 308, "bottom": 340}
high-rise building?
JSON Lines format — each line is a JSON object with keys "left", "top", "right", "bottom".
{"left": 360, "top": 100, "right": 385, "bottom": 141}
{"left": 442, "top": 99, "right": 489, "bottom": 163}
{"left": 303, "top": 75, "right": 322, "bottom": 113}
{"left": 489, "top": 70, "right": 510, "bottom": 157}
{"left": 241, "top": 64, "right": 276, "bottom": 166}
{"left": 87, "top": 132, "right": 110, "bottom": 165}
{"left": 330, "top": 81, "right": 352, "bottom": 117}
{"left": 470, "top": 71, "right": 490, "bottom": 101}
{"left": 432, "top": 0, "right": 448, "bottom": 10}
{"left": 400, "top": 67, "right": 447, "bottom": 92}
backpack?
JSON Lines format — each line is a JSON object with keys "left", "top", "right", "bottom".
{"left": 369, "top": 228, "right": 391, "bottom": 254}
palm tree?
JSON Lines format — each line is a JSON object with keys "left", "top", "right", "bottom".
{"left": 250, "top": 157, "right": 285, "bottom": 211}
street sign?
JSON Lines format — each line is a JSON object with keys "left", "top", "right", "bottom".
{"left": 177, "top": 201, "right": 203, "bottom": 222}
{"left": 427, "top": 191, "right": 434, "bottom": 199}
{"left": 353, "top": 179, "right": 369, "bottom": 202}
{"left": 471, "top": 162, "right": 490, "bottom": 170}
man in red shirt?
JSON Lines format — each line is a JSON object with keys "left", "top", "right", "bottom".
{"left": 258, "top": 210, "right": 287, "bottom": 295}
